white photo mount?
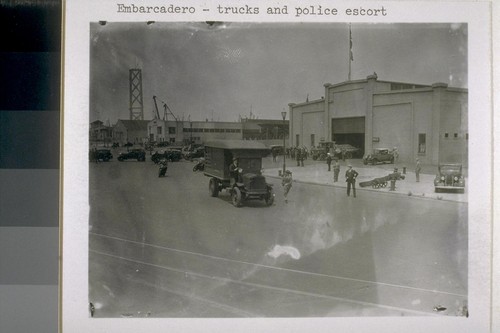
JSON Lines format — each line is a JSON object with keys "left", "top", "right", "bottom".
{"left": 62, "top": 1, "right": 493, "bottom": 332}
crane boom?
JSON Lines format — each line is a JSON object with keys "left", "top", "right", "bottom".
{"left": 152, "top": 95, "right": 161, "bottom": 119}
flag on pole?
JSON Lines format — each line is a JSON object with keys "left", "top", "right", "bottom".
{"left": 348, "top": 23, "right": 353, "bottom": 81}
{"left": 349, "top": 25, "right": 353, "bottom": 61}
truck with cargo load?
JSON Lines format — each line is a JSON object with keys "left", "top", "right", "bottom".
{"left": 203, "top": 140, "right": 274, "bottom": 207}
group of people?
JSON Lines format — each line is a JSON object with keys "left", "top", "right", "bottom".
{"left": 281, "top": 154, "right": 423, "bottom": 202}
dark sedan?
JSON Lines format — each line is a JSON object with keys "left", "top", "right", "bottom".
{"left": 118, "top": 149, "right": 146, "bottom": 162}
{"left": 434, "top": 163, "right": 465, "bottom": 193}
{"left": 151, "top": 149, "right": 182, "bottom": 163}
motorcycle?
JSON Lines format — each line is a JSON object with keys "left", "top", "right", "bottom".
{"left": 158, "top": 159, "right": 168, "bottom": 177}
{"left": 192, "top": 158, "right": 205, "bottom": 172}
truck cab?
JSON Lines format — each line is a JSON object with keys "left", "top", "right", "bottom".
{"left": 203, "top": 140, "right": 274, "bottom": 207}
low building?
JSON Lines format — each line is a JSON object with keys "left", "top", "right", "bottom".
{"left": 289, "top": 74, "right": 468, "bottom": 165}
{"left": 95, "top": 118, "right": 289, "bottom": 148}
{"left": 89, "top": 120, "right": 113, "bottom": 146}
{"left": 113, "top": 119, "right": 149, "bottom": 145}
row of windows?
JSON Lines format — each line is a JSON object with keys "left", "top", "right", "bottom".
{"left": 444, "top": 132, "right": 469, "bottom": 139}
{"left": 183, "top": 128, "right": 241, "bottom": 133}
{"left": 149, "top": 127, "right": 177, "bottom": 134}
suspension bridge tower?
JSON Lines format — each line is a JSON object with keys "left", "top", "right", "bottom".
{"left": 129, "top": 68, "right": 144, "bottom": 120}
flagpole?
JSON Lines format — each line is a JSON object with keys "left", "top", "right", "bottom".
{"left": 348, "top": 23, "right": 352, "bottom": 81}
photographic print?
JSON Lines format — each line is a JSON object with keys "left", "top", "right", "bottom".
{"left": 88, "top": 22, "right": 469, "bottom": 318}
{"left": 62, "top": 1, "right": 493, "bottom": 332}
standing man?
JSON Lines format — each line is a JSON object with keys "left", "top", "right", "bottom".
{"left": 282, "top": 170, "right": 293, "bottom": 203}
{"left": 333, "top": 159, "right": 340, "bottom": 182}
{"left": 326, "top": 153, "right": 333, "bottom": 171}
{"left": 229, "top": 158, "right": 240, "bottom": 184}
{"left": 393, "top": 147, "right": 399, "bottom": 164}
{"left": 296, "top": 148, "right": 301, "bottom": 166}
{"left": 415, "top": 158, "right": 421, "bottom": 182}
{"left": 345, "top": 164, "right": 359, "bottom": 197}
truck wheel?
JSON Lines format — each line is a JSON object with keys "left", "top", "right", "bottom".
{"left": 371, "top": 159, "right": 378, "bottom": 165}
{"left": 312, "top": 155, "right": 318, "bottom": 161}
{"left": 319, "top": 153, "right": 326, "bottom": 160}
{"left": 345, "top": 152, "right": 352, "bottom": 159}
{"left": 265, "top": 187, "right": 274, "bottom": 206}
{"left": 118, "top": 157, "right": 123, "bottom": 161}
{"left": 231, "top": 187, "right": 242, "bottom": 207}
{"left": 209, "top": 178, "right": 219, "bottom": 197}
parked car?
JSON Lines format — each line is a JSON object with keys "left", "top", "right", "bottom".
{"left": 434, "top": 163, "right": 465, "bottom": 193}
{"left": 203, "top": 140, "right": 274, "bottom": 207}
{"left": 184, "top": 146, "right": 205, "bottom": 160}
{"left": 151, "top": 149, "right": 182, "bottom": 163}
{"left": 95, "top": 149, "right": 113, "bottom": 162}
{"left": 117, "top": 149, "right": 146, "bottom": 161}
{"left": 363, "top": 148, "right": 395, "bottom": 165}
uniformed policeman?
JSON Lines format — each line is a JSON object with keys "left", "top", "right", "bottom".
{"left": 345, "top": 165, "right": 359, "bottom": 197}
{"left": 326, "top": 153, "right": 333, "bottom": 171}
{"left": 229, "top": 158, "right": 240, "bottom": 184}
{"left": 389, "top": 167, "right": 401, "bottom": 191}
{"left": 282, "top": 170, "right": 293, "bottom": 203}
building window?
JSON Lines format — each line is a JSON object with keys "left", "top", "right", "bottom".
{"left": 444, "top": 133, "right": 449, "bottom": 138}
{"left": 454, "top": 133, "right": 458, "bottom": 139}
{"left": 311, "top": 134, "right": 315, "bottom": 147}
{"left": 168, "top": 127, "right": 176, "bottom": 134}
{"left": 296, "top": 134, "right": 300, "bottom": 147}
{"left": 157, "top": 127, "right": 162, "bottom": 135}
{"left": 418, "top": 133, "right": 426, "bottom": 154}
{"left": 466, "top": 133, "right": 469, "bottom": 140}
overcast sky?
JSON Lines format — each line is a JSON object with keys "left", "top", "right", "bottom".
{"left": 89, "top": 22, "right": 467, "bottom": 124}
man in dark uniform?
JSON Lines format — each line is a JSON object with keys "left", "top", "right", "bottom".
{"left": 296, "top": 148, "right": 301, "bottom": 166}
{"left": 326, "top": 153, "right": 333, "bottom": 171}
{"left": 345, "top": 164, "right": 359, "bottom": 197}
{"left": 299, "top": 147, "right": 305, "bottom": 167}
{"left": 389, "top": 167, "right": 405, "bottom": 191}
{"left": 229, "top": 158, "right": 240, "bottom": 184}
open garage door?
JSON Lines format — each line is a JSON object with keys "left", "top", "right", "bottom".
{"left": 332, "top": 117, "right": 365, "bottom": 157}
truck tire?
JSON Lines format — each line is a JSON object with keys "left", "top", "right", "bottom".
{"left": 209, "top": 178, "right": 219, "bottom": 197}
{"left": 231, "top": 187, "right": 242, "bottom": 207}
{"left": 345, "top": 152, "right": 352, "bottom": 159}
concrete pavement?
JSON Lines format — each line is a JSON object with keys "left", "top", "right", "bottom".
{"left": 262, "top": 157, "right": 467, "bottom": 203}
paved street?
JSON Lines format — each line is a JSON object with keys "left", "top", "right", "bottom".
{"left": 89, "top": 153, "right": 468, "bottom": 318}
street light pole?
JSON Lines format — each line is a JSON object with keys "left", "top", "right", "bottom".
{"left": 281, "top": 110, "right": 287, "bottom": 175}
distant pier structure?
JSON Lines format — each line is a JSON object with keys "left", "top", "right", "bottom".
{"left": 129, "top": 68, "right": 144, "bottom": 120}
